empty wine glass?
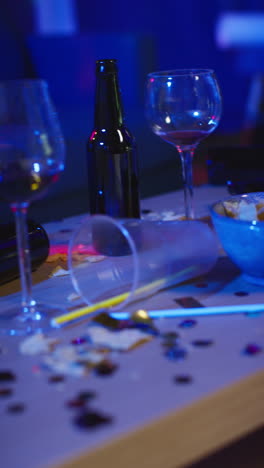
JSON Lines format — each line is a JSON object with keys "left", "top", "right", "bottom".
{"left": 0, "top": 80, "right": 65, "bottom": 335}
{"left": 145, "top": 69, "right": 222, "bottom": 219}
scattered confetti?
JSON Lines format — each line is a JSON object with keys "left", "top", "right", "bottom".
{"left": 77, "top": 349, "right": 109, "bottom": 365}
{"left": 42, "top": 344, "right": 107, "bottom": 377}
{"left": 48, "top": 375, "right": 65, "bottom": 384}
{"left": 0, "top": 371, "right": 16, "bottom": 382}
{"left": 20, "top": 334, "right": 59, "bottom": 355}
{"left": 7, "top": 403, "right": 25, "bottom": 414}
{"left": 32, "top": 365, "right": 42, "bottom": 374}
{"left": 0, "top": 388, "right": 13, "bottom": 397}
{"left": 174, "top": 375, "right": 193, "bottom": 384}
{"left": 192, "top": 339, "right": 214, "bottom": 347}
{"left": 161, "top": 331, "right": 180, "bottom": 349}
{"left": 162, "top": 332, "right": 179, "bottom": 341}
{"left": 178, "top": 319, "right": 197, "bottom": 328}
{"left": 164, "top": 346, "right": 187, "bottom": 361}
{"left": 66, "top": 390, "right": 97, "bottom": 409}
{"left": 43, "top": 355, "right": 88, "bottom": 377}
{"left": 71, "top": 337, "right": 87, "bottom": 345}
{"left": 74, "top": 410, "right": 112, "bottom": 429}
{"left": 66, "top": 398, "right": 86, "bottom": 409}
{"left": 175, "top": 297, "right": 204, "bottom": 308}
{"left": 94, "top": 360, "right": 118, "bottom": 376}
{"left": 243, "top": 343, "right": 262, "bottom": 356}
{"left": 77, "top": 391, "right": 97, "bottom": 401}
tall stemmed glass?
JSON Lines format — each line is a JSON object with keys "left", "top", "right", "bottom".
{"left": 0, "top": 80, "right": 65, "bottom": 335}
{"left": 145, "top": 69, "right": 222, "bottom": 219}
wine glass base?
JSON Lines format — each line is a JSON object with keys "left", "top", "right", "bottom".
{"left": 0, "top": 303, "right": 65, "bottom": 336}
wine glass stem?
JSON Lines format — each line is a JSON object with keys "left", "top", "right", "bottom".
{"left": 177, "top": 147, "right": 195, "bottom": 219}
{"left": 13, "top": 204, "right": 36, "bottom": 313}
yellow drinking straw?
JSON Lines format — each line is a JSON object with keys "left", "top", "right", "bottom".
{"left": 51, "top": 266, "right": 196, "bottom": 327}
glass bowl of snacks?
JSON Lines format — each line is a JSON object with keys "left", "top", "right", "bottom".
{"left": 210, "top": 192, "right": 264, "bottom": 285}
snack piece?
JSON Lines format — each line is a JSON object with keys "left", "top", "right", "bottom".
{"left": 222, "top": 200, "right": 240, "bottom": 219}
{"left": 49, "top": 266, "right": 69, "bottom": 277}
{"left": 238, "top": 200, "right": 257, "bottom": 221}
{"left": 19, "top": 333, "right": 59, "bottom": 355}
{"left": 222, "top": 198, "right": 264, "bottom": 221}
{"left": 256, "top": 202, "right": 264, "bottom": 221}
{"left": 86, "top": 325, "right": 152, "bottom": 351}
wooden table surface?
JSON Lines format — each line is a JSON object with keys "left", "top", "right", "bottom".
{"left": 0, "top": 185, "right": 263, "bottom": 468}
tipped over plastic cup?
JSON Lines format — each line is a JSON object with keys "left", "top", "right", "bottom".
{"left": 68, "top": 216, "right": 218, "bottom": 311}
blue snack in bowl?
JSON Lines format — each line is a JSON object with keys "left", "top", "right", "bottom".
{"left": 209, "top": 192, "right": 264, "bottom": 285}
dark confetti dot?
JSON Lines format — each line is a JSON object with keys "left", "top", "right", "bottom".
{"left": 234, "top": 291, "right": 249, "bottom": 297}
{"left": 48, "top": 375, "right": 65, "bottom": 383}
{"left": 195, "top": 282, "right": 208, "bottom": 288}
{"left": 59, "top": 228, "right": 73, "bottom": 233}
{"left": 161, "top": 332, "right": 180, "bottom": 348}
{"left": 164, "top": 346, "right": 187, "bottom": 360}
{"left": 94, "top": 360, "right": 118, "bottom": 376}
{"left": 75, "top": 410, "right": 112, "bottom": 429}
{"left": 0, "top": 371, "right": 16, "bottom": 382}
{"left": 78, "top": 391, "right": 97, "bottom": 401}
{"left": 141, "top": 209, "right": 153, "bottom": 214}
{"left": 7, "top": 403, "right": 25, "bottom": 413}
{"left": 66, "top": 398, "right": 86, "bottom": 409}
{"left": 178, "top": 319, "right": 197, "bottom": 328}
{"left": 192, "top": 339, "right": 214, "bottom": 347}
{"left": 174, "top": 374, "right": 193, "bottom": 384}
{"left": 162, "top": 340, "right": 177, "bottom": 349}
{"left": 162, "top": 332, "right": 179, "bottom": 340}
{"left": 175, "top": 297, "right": 204, "bottom": 308}
{"left": 0, "top": 388, "right": 13, "bottom": 397}
{"left": 243, "top": 343, "right": 262, "bottom": 356}
{"left": 71, "top": 336, "right": 87, "bottom": 345}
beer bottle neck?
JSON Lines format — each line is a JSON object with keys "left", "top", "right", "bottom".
{"left": 94, "top": 60, "right": 124, "bottom": 129}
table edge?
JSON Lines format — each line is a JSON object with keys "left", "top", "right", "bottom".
{"left": 51, "top": 369, "right": 264, "bottom": 468}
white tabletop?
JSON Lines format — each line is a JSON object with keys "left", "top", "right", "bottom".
{"left": 0, "top": 185, "right": 263, "bottom": 468}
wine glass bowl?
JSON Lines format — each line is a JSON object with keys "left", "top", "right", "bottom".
{"left": 0, "top": 80, "right": 64, "bottom": 206}
{"left": 0, "top": 80, "right": 65, "bottom": 335}
{"left": 145, "top": 69, "right": 222, "bottom": 218}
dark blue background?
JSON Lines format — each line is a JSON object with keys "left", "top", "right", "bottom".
{"left": 0, "top": 1, "right": 264, "bottom": 221}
